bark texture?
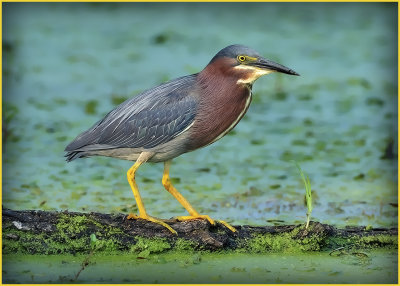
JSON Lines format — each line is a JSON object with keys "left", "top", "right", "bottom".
{"left": 3, "top": 209, "right": 397, "bottom": 255}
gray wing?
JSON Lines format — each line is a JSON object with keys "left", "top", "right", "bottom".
{"left": 65, "top": 74, "right": 198, "bottom": 154}
{"left": 96, "top": 96, "right": 195, "bottom": 148}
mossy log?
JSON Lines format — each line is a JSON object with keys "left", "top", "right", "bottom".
{"left": 3, "top": 209, "right": 397, "bottom": 255}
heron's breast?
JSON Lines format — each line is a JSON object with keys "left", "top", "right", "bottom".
{"left": 187, "top": 85, "right": 252, "bottom": 150}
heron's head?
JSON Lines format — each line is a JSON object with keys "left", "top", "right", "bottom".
{"left": 205, "top": 44, "right": 299, "bottom": 84}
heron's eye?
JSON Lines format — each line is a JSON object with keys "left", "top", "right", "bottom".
{"left": 237, "top": 55, "right": 246, "bottom": 62}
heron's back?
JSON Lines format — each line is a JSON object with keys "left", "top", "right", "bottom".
{"left": 65, "top": 74, "right": 198, "bottom": 161}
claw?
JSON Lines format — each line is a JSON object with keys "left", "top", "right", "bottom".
{"left": 127, "top": 213, "right": 177, "bottom": 235}
{"left": 216, "top": 220, "right": 237, "bottom": 233}
{"left": 176, "top": 215, "right": 215, "bottom": 225}
{"left": 127, "top": 213, "right": 139, "bottom": 220}
{"left": 176, "top": 215, "right": 236, "bottom": 233}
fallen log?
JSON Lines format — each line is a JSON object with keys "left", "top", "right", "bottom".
{"left": 2, "top": 209, "right": 397, "bottom": 255}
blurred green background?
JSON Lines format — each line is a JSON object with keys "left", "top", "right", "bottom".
{"left": 3, "top": 2, "right": 398, "bottom": 228}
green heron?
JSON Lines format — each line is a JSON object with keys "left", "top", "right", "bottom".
{"left": 65, "top": 44, "right": 299, "bottom": 234}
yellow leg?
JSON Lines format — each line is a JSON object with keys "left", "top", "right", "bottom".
{"left": 126, "top": 154, "right": 177, "bottom": 235}
{"left": 162, "top": 160, "right": 237, "bottom": 233}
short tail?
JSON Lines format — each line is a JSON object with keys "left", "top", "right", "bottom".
{"left": 64, "top": 151, "right": 88, "bottom": 162}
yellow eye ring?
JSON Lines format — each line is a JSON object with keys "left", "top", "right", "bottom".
{"left": 237, "top": 55, "right": 246, "bottom": 62}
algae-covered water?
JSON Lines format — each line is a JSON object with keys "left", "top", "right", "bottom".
{"left": 2, "top": 2, "right": 398, "bottom": 284}
{"left": 3, "top": 251, "right": 398, "bottom": 283}
{"left": 3, "top": 2, "right": 397, "bottom": 228}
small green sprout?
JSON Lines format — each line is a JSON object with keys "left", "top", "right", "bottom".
{"left": 90, "top": 233, "right": 97, "bottom": 248}
{"left": 294, "top": 162, "right": 313, "bottom": 229}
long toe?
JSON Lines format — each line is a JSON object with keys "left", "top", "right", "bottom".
{"left": 176, "top": 215, "right": 236, "bottom": 232}
{"left": 176, "top": 215, "right": 216, "bottom": 225}
{"left": 127, "top": 213, "right": 177, "bottom": 235}
{"left": 216, "top": 220, "right": 237, "bottom": 233}
{"left": 127, "top": 213, "right": 140, "bottom": 220}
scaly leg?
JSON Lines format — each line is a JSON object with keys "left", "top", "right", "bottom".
{"left": 126, "top": 153, "right": 177, "bottom": 234}
{"left": 162, "top": 160, "right": 237, "bottom": 232}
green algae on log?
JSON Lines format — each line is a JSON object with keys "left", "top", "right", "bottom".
{"left": 3, "top": 209, "right": 397, "bottom": 255}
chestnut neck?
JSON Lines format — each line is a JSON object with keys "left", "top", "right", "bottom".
{"left": 186, "top": 58, "right": 253, "bottom": 150}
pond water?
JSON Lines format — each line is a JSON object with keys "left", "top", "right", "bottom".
{"left": 3, "top": 250, "right": 398, "bottom": 283}
{"left": 3, "top": 3, "right": 397, "bottom": 227}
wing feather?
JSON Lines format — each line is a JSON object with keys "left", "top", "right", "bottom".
{"left": 65, "top": 74, "right": 198, "bottom": 153}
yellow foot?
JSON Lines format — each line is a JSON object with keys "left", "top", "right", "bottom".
{"left": 176, "top": 215, "right": 215, "bottom": 225}
{"left": 176, "top": 215, "right": 237, "bottom": 233}
{"left": 217, "top": 220, "right": 237, "bottom": 233}
{"left": 127, "top": 213, "right": 177, "bottom": 235}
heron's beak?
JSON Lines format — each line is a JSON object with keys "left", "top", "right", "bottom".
{"left": 251, "top": 57, "right": 299, "bottom": 76}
